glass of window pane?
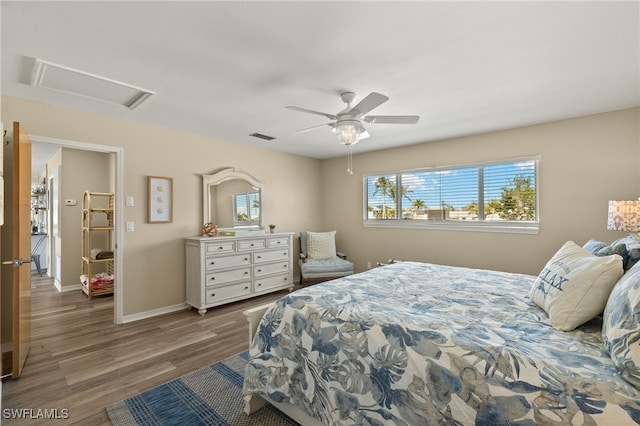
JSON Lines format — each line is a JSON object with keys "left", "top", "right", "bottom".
{"left": 366, "top": 175, "right": 397, "bottom": 219}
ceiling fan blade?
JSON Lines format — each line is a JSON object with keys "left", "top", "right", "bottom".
{"left": 349, "top": 92, "right": 389, "bottom": 117}
{"left": 364, "top": 115, "right": 420, "bottom": 124}
{"left": 296, "top": 123, "right": 333, "bottom": 133}
{"left": 286, "top": 105, "right": 337, "bottom": 120}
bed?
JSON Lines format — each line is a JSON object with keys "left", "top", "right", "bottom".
{"left": 243, "top": 251, "right": 640, "bottom": 425}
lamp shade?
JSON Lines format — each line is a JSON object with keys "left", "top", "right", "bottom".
{"left": 607, "top": 200, "right": 640, "bottom": 232}
{"left": 333, "top": 120, "right": 365, "bottom": 146}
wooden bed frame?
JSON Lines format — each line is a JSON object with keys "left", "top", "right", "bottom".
{"left": 243, "top": 303, "right": 324, "bottom": 426}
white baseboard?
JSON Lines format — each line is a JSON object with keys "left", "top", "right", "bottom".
{"left": 122, "top": 303, "right": 187, "bottom": 324}
{"left": 54, "top": 283, "right": 82, "bottom": 292}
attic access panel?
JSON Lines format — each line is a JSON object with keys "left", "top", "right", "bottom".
{"left": 30, "top": 59, "right": 154, "bottom": 109}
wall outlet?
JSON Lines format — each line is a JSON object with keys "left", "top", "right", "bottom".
{"left": 65, "top": 199, "right": 77, "bottom": 206}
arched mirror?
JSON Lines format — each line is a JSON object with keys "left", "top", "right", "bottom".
{"left": 202, "top": 168, "right": 263, "bottom": 231}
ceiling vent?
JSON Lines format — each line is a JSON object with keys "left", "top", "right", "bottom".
{"left": 249, "top": 132, "right": 276, "bottom": 141}
{"left": 30, "top": 59, "right": 154, "bottom": 109}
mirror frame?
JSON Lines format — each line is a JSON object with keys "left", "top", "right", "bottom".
{"left": 202, "top": 168, "right": 264, "bottom": 230}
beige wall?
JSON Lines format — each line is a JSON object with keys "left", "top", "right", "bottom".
{"left": 1, "top": 95, "right": 324, "bottom": 318}
{"left": 1, "top": 94, "right": 638, "bottom": 323}
{"left": 321, "top": 107, "right": 640, "bottom": 276}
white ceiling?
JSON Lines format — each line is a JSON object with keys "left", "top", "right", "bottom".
{"left": 2, "top": 1, "right": 639, "bottom": 165}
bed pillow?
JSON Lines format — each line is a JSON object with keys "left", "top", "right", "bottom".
{"left": 582, "top": 239, "right": 609, "bottom": 254}
{"left": 613, "top": 236, "right": 640, "bottom": 271}
{"left": 529, "top": 241, "right": 623, "bottom": 331}
{"left": 583, "top": 239, "right": 629, "bottom": 269}
{"left": 306, "top": 231, "right": 337, "bottom": 260}
{"left": 602, "top": 260, "right": 640, "bottom": 388}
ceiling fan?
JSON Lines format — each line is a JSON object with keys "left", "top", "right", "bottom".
{"left": 286, "top": 91, "right": 420, "bottom": 146}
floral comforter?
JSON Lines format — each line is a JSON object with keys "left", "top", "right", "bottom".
{"left": 243, "top": 261, "right": 640, "bottom": 425}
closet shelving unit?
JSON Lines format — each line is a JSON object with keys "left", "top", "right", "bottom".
{"left": 31, "top": 186, "right": 48, "bottom": 234}
{"left": 81, "top": 191, "right": 114, "bottom": 298}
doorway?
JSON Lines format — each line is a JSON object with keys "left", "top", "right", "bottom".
{"left": 31, "top": 135, "right": 124, "bottom": 324}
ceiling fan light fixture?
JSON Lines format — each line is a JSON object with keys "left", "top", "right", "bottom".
{"left": 333, "top": 120, "right": 364, "bottom": 146}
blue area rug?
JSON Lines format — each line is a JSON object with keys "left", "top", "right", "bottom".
{"left": 106, "top": 351, "right": 297, "bottom": 426}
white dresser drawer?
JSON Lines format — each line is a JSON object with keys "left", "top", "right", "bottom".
{"left": 255, "top": 274, "right": 291, "bottom": 292}
{"left": 205, "top": 241, "right": 235, "bottom": 255}
{"left": 267, "top": 237, "right": 290, "bottom": 248}
{"left": 254, "top": 261, "right": 290, "bottom": 277}
{"left": 254, "top": 248, "right": 290, "bottom": 264}
{"left": 205, "top": 253, "right": 251, "bottom": 271}
{"left": 205, "top": 267, "right": 251, "bottom": 286}
{"left": 238, "top": 239, "right": 266, "bottom": 251}
{"left": 206, "top": 281, "right": 252, "bottom": 304}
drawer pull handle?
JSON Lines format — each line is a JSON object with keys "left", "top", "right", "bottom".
{"left": 244, "top": 258, "right": 248, "bottom": 261}
{"left": 257, "top": 256, "right": 261, "bottom": 259}
{"left": 258, "top": 283, "right": 262, "bottom": 287}
{"left": 210, "top": 277, "right": 215, "bottom": 281}
{"left": 211, "top": 293, "right": 215, "bottom": 296}
{"left": 210, "top": 261, "right": 215, "bottom": 265}
{"left": 244, "top": 271, "right": 249, "bottom": 275}
{"left": 257, "top": 269, "right": 262, "bottom": 273}
{"left": 218, "top": 246, "right": 224, "bottom": 250}
{"left": 250, "top": 243, "right": 254, "bottom": 246}
{"left": 244, "top": 286, "right": 249, "bottom": 290}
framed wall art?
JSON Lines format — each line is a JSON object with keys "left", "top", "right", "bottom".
{"left": 147, "top": 176, "right": 173, "bottom": 223}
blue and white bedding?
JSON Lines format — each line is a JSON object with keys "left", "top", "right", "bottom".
{"left": 243, "top": 261, "right": 640, "bottom": 425}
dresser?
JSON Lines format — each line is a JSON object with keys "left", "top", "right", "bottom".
{"left": 185, "top": 232, "right": 294, "bottom": 315}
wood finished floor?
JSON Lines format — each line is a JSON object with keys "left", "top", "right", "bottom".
{"left": 1, "top": 274, "right": 291, "bottom": 425}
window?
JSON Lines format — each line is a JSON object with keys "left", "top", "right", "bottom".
{"left": 364, "top": 157, "right": 539, "bottom": 233}
{"left": 233, "top": 192, "right": 260, "bottom": 227}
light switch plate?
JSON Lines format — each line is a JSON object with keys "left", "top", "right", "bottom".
{"left": 125, "top": 196, "right": 134, "bottom": 207}
{"left": 126, "top": 221, "right": 135, "bottom": 232}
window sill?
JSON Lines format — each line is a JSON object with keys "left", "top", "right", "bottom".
{"left": 362, "top": 220, "right": 539, "bottom": 235}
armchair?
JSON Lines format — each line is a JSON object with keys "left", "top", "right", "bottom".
{"left": 299, "top": 230, "right": 354, "bottom": 286}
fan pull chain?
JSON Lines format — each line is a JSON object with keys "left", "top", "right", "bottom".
{"left": 346, "top": 146, "right": 354, "bottom": 175}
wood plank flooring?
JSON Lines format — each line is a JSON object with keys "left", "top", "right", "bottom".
{"left": 1, "top": 274, "right": 290, "bottom": 425}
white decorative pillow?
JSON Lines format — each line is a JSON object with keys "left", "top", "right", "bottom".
{"left": 529, "top": 241, "right": 623, "bottom": 331}
{"left": 306, "top": 231, "right": 337, "bottom": 260}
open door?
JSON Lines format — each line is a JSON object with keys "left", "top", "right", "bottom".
{"left": 6, "top": 122, "right": 32, "bottom": 378}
